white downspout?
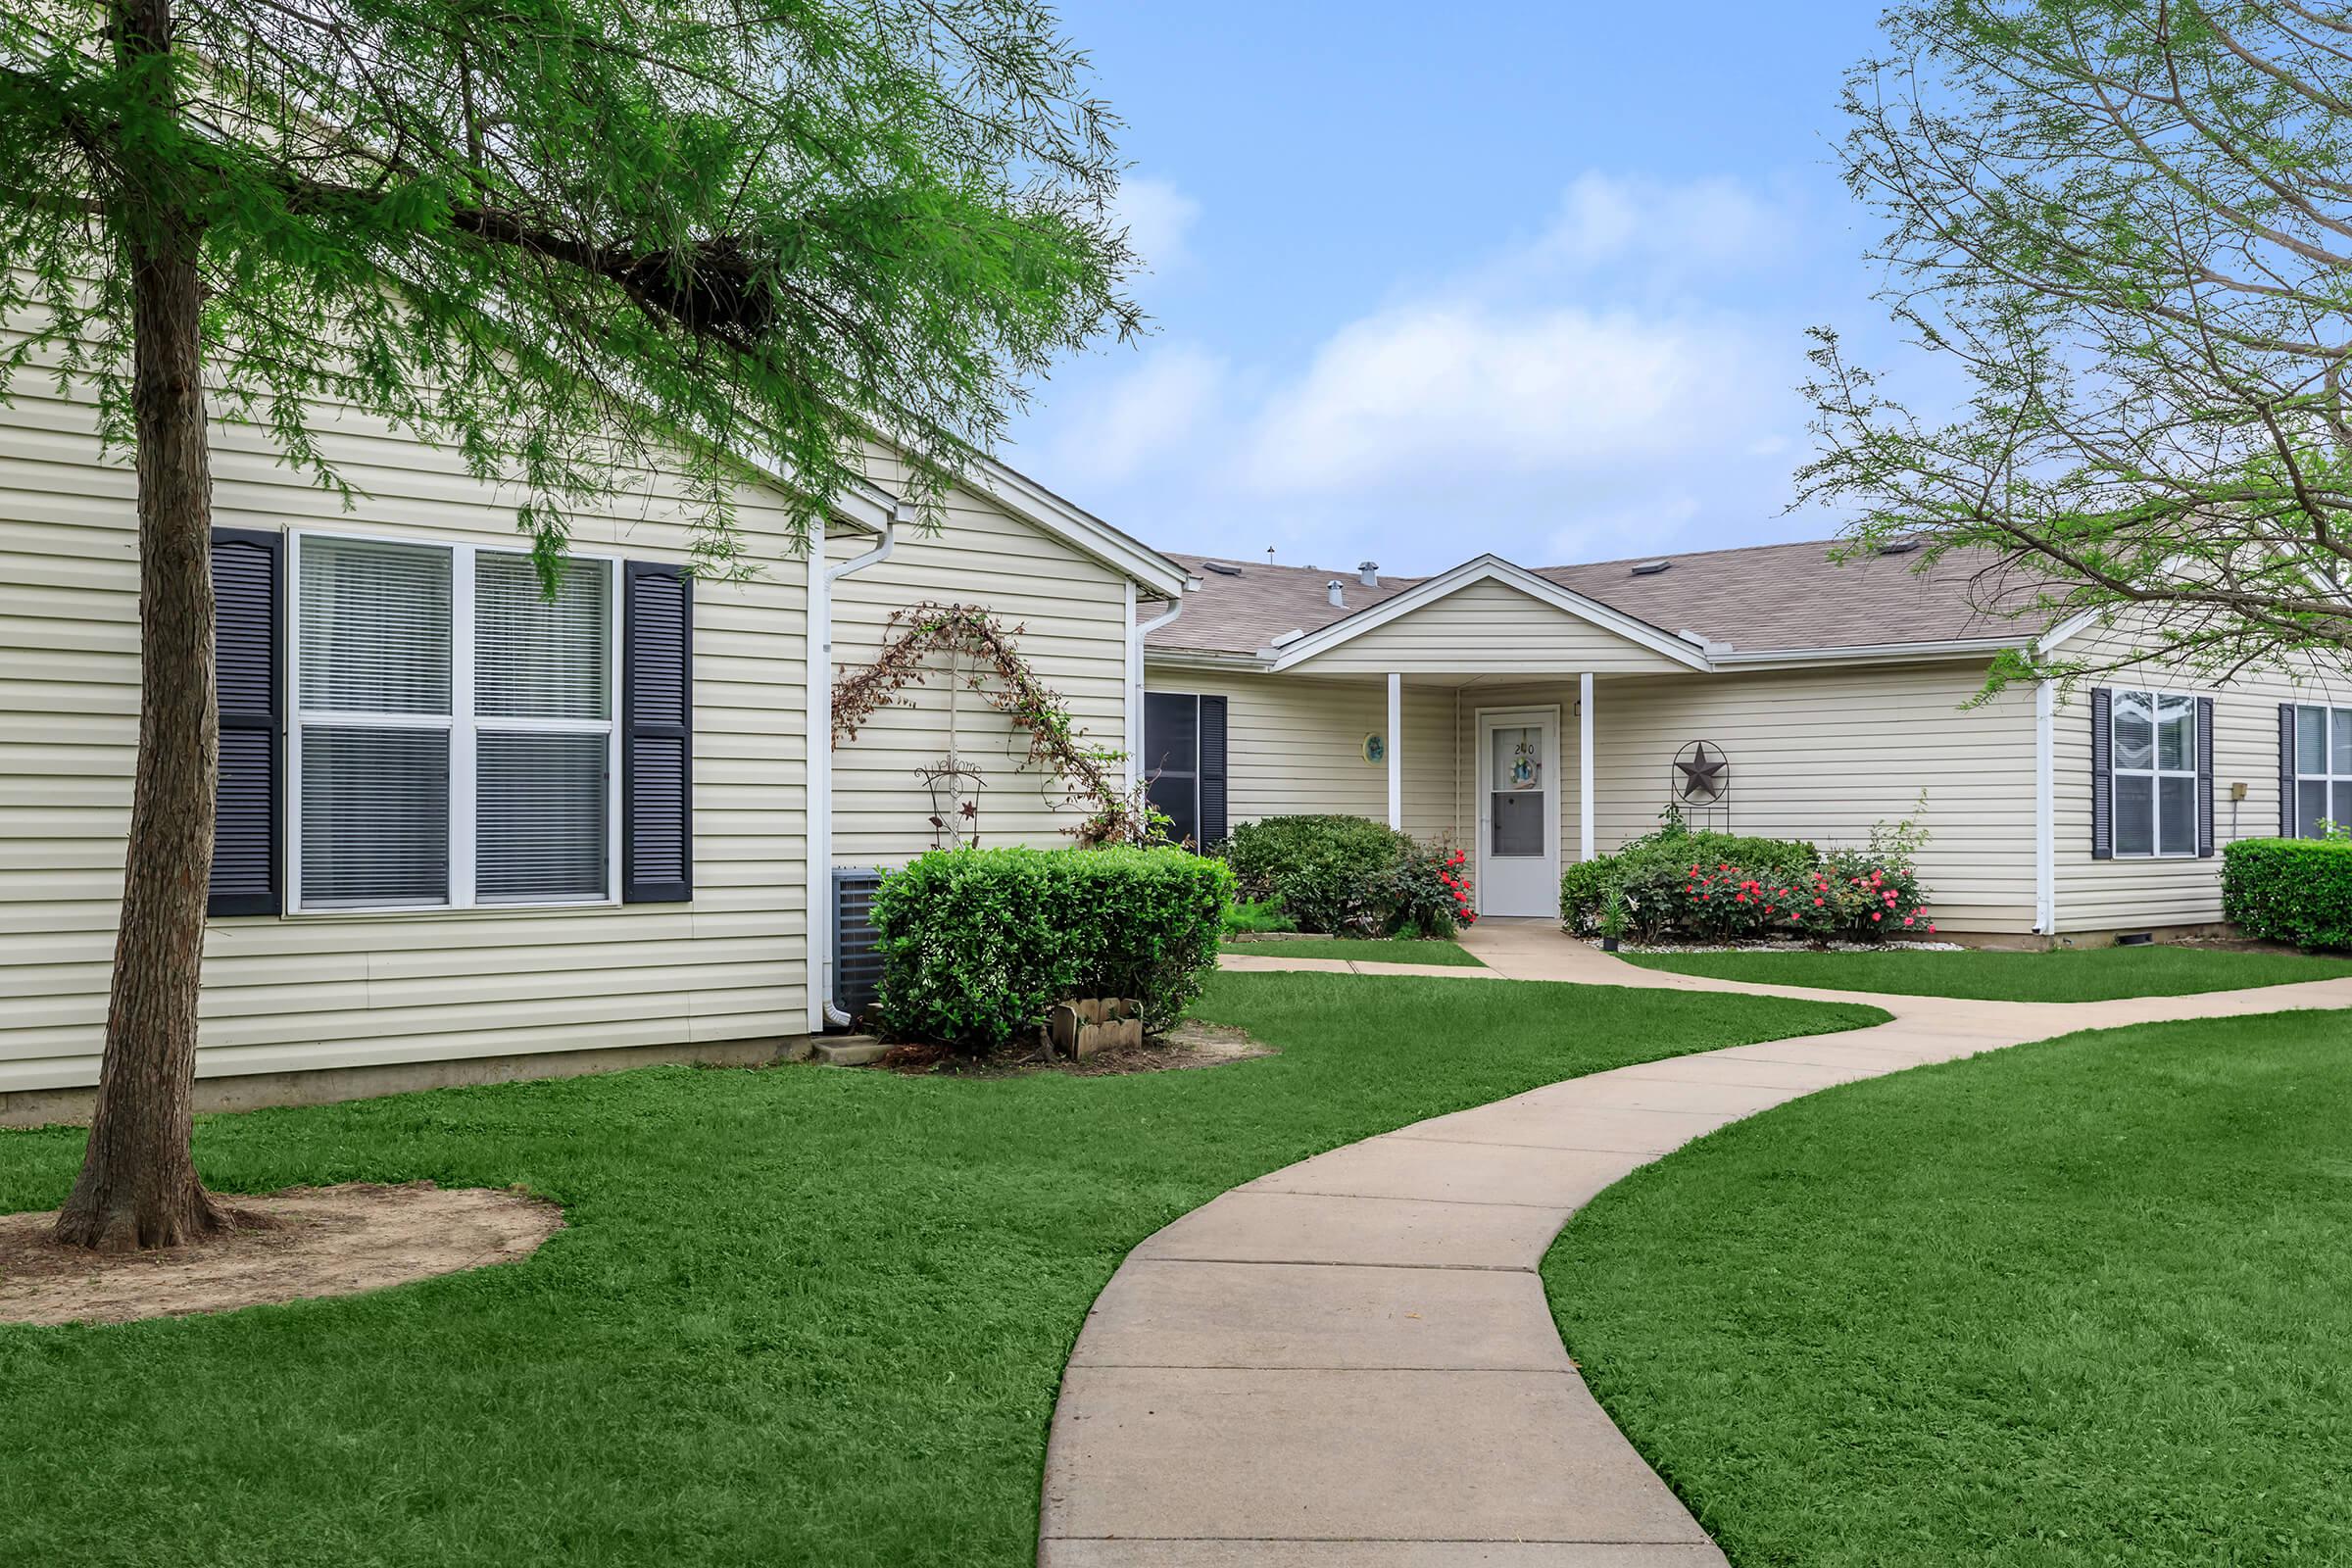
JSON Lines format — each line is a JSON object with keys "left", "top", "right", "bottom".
{"left": 1128, "top": 590, "right": 1186, "bottom": 788}
{"left": 2034, "top": 678, "right": 2057, "bottom": 938}
{"left": 810, "top": 507, "right": 904, "bottom": 1033}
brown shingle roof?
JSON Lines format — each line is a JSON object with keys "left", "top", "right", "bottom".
{"left": 1147, "top": 540, "right": 2042, "bottom": 659}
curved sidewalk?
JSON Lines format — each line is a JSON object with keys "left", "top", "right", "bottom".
{"left": 1039, "top": 925, "right": 2352, "bottom": 1566}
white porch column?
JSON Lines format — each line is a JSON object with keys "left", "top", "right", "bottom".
{"left": 1387, "top": 671, "right": 1402, "bottom": 829}
{"left": 1579, "top": 671, "right": 1594, "bottom": 862}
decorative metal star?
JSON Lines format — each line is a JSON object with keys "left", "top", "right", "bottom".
{"left": 1676, "top": 744, "right": 1727, "bottom": 799}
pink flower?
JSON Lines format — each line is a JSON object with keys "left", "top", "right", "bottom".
{"left": 1871, "top": 911, "right": 1883, "bottom": 922}
{"left": 1813, "top": 898, "right": 1824, "bottom": 906}
{"left": 1903, "top": 915, "right": 1915, "bottom": 925}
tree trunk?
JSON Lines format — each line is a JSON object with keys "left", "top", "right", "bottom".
{"left": 54, "top": 0, "right": 236, "bottom": 1250}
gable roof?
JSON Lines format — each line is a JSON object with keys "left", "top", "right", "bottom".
{"left": 1151, "top": 538, "right": 2046, "bottom": 663}
{"left": 1267, "top": 555, "right": 1710, "bottom": 672}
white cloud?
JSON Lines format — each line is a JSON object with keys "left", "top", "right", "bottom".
{"left": 1011, "top": 171, "right": 1824, "bottom": 570}
{"left": 1111, "top": 175, "right": 1201, "bottom": 275}
{"left": 1036, "top": 342, "right": 1224, "bottom": 487}
{"left": 1524, "top": 172, "right": 1802, "bottom": 280}
{"left": 1238, "top": 303, "right": 1762, "bottom": 493}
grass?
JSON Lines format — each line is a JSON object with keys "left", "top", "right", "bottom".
{"left": 1218, "top": 936, "right": 1485, "bottom": 966}
{"left": 1621, "top": 942, "right": 2352, "bottom": 1001}
{"left": 1545, "top": 1008, "right": 2352, "bottom": 1567}
{"left": 0, "top": 972, "right": 1878, "bottom": 1568}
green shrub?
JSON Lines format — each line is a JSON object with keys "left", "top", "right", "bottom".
{"left": 870, "top": 847, "right": 1234, "bottom": 1052}
{"left": 1559, "top": 809, "right": 1936, "bottom": 945}
{"left": 1222, "top": 814, "right": 1416, "bottom": 934}
{"left": 1380, "top": 841, "right": 1476, "bottom": 938}
{"left": 2223, "top": 837, "right": 2352, "bottom": 950}
{"left": 1561, "top": 821, "right": 1817, "bottom": 941}
{"left": 1222, "top": 898, "right": 1298, "bottom": 936}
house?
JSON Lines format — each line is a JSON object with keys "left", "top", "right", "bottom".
{"left": 8, "top": 321, "right": 2349, "bottom": 1122}
{"left": 0, "top": 357, "right": 1184, "bottom": 1122}
{"left": 1138, "top": 544, "right": 2352, "bottom": 938}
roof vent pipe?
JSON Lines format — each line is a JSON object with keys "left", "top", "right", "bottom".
{"left": 1357, "top": 562, "right": 1380, "bottom": 587}
{"left": 1326, "top": 580, "right": 1347, "bottom": 608}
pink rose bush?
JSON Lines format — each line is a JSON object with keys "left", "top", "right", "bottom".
{"left": 1563, "top": 806, "right": 1936, "bottom": 946}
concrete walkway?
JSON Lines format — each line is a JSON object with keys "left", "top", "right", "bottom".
{"left": 1039, "top": 924, "right": 2352, "bottom": 1566}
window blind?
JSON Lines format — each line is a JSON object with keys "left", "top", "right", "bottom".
{"left": 475, "top": 552, "right": 611, "bottom": 719}
{"left": 298, "top": 536, "right": 452, "bottom": 714}
{"left": 298, "top": 726, "right": 451, "bottom": 906}
{"left": 476, "top": 731, "right": 610, "bottom": 902}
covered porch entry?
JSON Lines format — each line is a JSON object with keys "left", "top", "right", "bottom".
{"left": 1263, "top": 559, "right": 1715, "bottom": 921}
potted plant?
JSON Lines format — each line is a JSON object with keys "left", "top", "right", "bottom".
{"left": 1598, "top": 885, "right": 1630, "bottom": 953}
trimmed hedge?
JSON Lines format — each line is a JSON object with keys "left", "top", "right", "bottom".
{"left": 870, "top": 846, "right": 1234, "bottom": 1053}
{"left": 2223, "top": 837, "right": 2352, "bottom": 951}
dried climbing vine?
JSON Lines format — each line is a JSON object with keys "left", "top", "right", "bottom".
{"left": 832, "top": 602, "right": 1168, "bottom": 846}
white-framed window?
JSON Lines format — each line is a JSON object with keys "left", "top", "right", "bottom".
{"left": 2289, "top": 704, "right": 2352, "bottom": 838}
{"left": 2110, "top": 688, "right": 2198, "bottom": 858}
{"left": 288, "top": 530, "right": 621, "bottom": 912}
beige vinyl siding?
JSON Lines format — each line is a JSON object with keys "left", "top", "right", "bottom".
{"left": 2049, "top": 618, "right": 2352, "bottom": 932}
{"left": 1440, "top": 662, "right": 2039, "bottom": 932}
{"left": 1286, "top": 579, "right": 1694, "bottom": 677}
{"left": 826, "top": 463, "right": 1132, "bottom": 866}
{"left": 0, "top": 345, "right": 811, "bottom": 1095}
{"left": 1140, "top": 668, "right": 1454, "bottom": 842}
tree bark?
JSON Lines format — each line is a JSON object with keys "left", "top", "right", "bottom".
{"left": 54, "top": 0, "right": 236, "bottom": 1250}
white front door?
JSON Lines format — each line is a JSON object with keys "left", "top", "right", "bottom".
{"left": 1475, "top": 707, "right": 1560, "bottom": 919}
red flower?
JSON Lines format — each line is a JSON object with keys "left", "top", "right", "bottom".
{"left": 1813, "top": 898, "right": 1824, "bottom": 906}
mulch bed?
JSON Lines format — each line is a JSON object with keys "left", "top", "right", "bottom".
{"left": 873, "top": 1018, "right": 1275, "bottom": 1078}
{"left": 0, "top": 1181, "right": 562, "bottom": 1327}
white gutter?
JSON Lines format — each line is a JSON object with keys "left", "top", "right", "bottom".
{"left": 1711, "top": 637, "right": 2017, "bottom": 668}
{"left": 1127, "top": 588, "right": 1187, "bottom": 788}
{"left": 2034, "top": 677, "right": 2057, "bottom": 936}
{"left": 809, "top": 505, "right": 906, "bottom": 1033}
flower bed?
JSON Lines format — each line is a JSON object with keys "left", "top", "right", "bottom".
{"left": 1565, "top": 809, "right": 1936, "bottom": 946}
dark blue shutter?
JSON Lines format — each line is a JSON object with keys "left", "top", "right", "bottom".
{"left": 1199, "top": 696, "right": 1229, "bottom": 849}
{"left": 622, "top": 563, "right": 693, "bottom": 903}
{"left": 2197, "top": 697, "right": 2216, "bottom": 857}
{"left": 2089, "top": 687, "right": 2113, "bottom": 860}
{"left": 2280, "top": 704, "right": 2299, "bottom": 837}
{"left": 209, "top": 527, "right": 282, "bottom": 916}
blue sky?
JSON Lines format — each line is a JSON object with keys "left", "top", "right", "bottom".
{"left": 999, "top": 1, "right": 1927, "bottom": 575}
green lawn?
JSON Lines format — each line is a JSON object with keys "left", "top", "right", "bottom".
{"left": 1219, "top": 936, "right": 1485, "bottom": 966}
{"left": 1546, "top": 1009, "right": 2352, "bottom": 1568}
{"left": 0, "top": 972, "right": 1877, "bottom": 1568}
{"left": 1621, "top": 942, "right": 2352, "bottom": 1001}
